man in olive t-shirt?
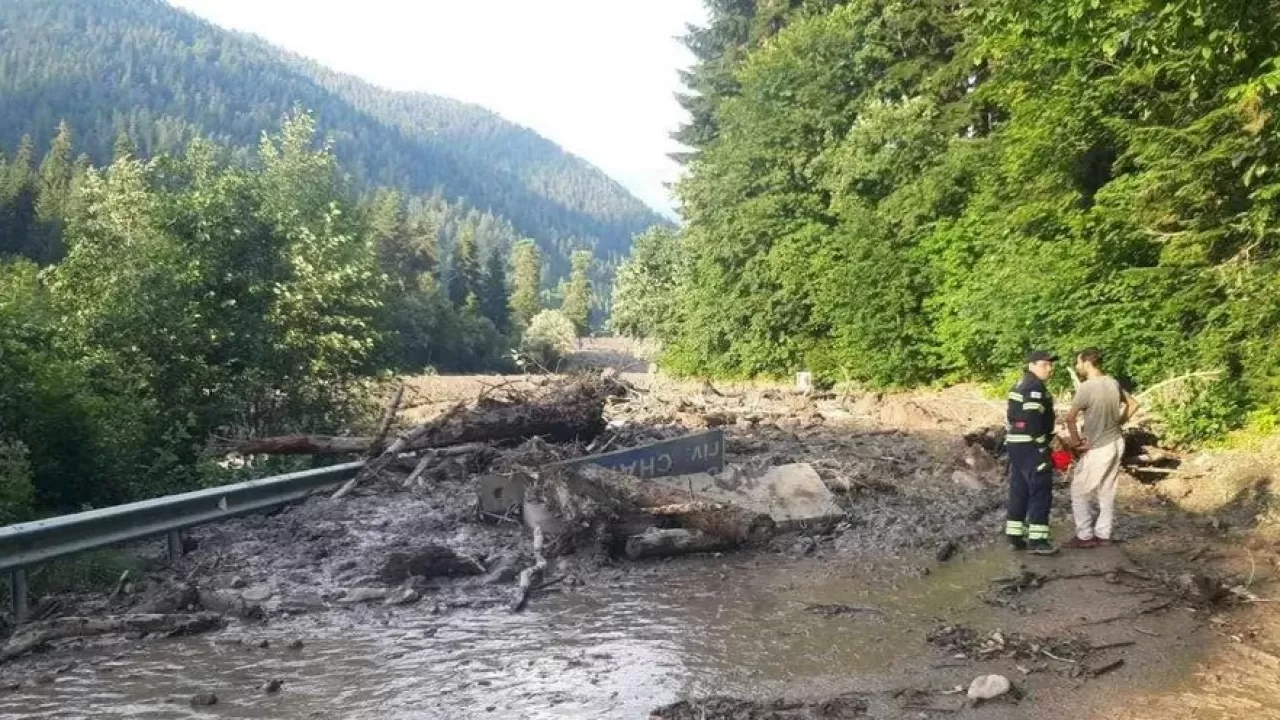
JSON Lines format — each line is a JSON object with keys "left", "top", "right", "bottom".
{"left": 1064, "top": 348, "right": 1140, "bottom": 548}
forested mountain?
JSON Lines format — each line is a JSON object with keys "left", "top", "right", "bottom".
{"left": 617, "top": 0, "right": 1280, "bottom": 445}
{"left": 0, "top": 0, "right": 668, "bottom": 277}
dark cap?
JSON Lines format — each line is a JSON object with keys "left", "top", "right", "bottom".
{"left": 1026, "top": 350, "right": 1058, "bottom": 363}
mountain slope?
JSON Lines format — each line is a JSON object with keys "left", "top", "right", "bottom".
{"left": 0, "top": 0, "right": 668, "bottom": 273}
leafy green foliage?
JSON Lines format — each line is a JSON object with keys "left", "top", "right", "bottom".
{"left": 561, "top": 250, "right": 593, "bottom": 336}
{"left": 519, "top": 310, "right": 577, "bottom": 370}
{"left": 0, "top": 0, "right": 669, "bottom": 284}
{"left": 509, "top": 239, "right": 544, "bottom": 329}
{"left": 0, "top": 108, "right": 524, "bottom": 517}
{"left": 1150, "top": 378, "right": 1251, "bottom": 449}
{"left": 447, "top": 226, "right": 482, "bottom": 308}
{"left": 481, "top": 247, "right": 512, "bottom": 334}
{"left": 629, "top": 0, "right": 1280, "bottom": 440}
{"left": 610, "top": 226, "right": 683, "bottom": 339}
{"left": 0, "top": 438, "right": 35, "bottom": 525}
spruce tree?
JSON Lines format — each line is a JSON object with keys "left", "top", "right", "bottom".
{"left": 508, "top": 239, "right": 542, "bottom": 329}
{"left": 447, "top": 225, "right": 481, "bottom": 307}
{"left": 481, "top": 247, "right": 511, "bottom": 333}
{"left": 561, "top": 250, "right": 591, "bottom": 336}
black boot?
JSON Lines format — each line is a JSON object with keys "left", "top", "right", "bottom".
{"left": 1027, "top": 539, "right": 1059, "bottom": 556}
{"left": 1007, "top": 535, "right": 1027, "bottom": 551}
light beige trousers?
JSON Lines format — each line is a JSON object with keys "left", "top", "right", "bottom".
{"left": 1071, "top": 437, "right": 1125, "bottom": 541}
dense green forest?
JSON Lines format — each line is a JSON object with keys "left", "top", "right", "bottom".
{"left": 0, "top": 0, "right": 670, "bottom": 281}
{"left": 615, "top": 0, "right": 1280, "bottom": 443}
{"left": 0, "top": 112, "right": 601, "bottom": 521}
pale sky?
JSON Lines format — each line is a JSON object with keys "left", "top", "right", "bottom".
{"left": 168, "top": 0, "right": 706, "bottom": 216}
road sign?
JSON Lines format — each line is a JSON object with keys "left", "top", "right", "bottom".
{"left": 549, "top": 428, "right": 725, "bottom": 478}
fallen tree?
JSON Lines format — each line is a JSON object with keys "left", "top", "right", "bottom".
{"left": 239, "top": 375, "right": 621, "bottom": 458}
{"left": 624, "top": 528, "right": 733, "bottom": 560}
{"left": 2, "top": 613, "right": 224, "bottom": 663}
{"left": 533, "top": 463, "right": 776, "bottom": 553}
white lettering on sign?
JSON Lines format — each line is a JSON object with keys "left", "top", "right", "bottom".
{"left": 657, "top": 453, "right": 673, "bottom": 473}
{"left": 691, "top": 440, "right": 722, "bottom": 462}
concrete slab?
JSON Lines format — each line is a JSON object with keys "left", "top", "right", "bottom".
{"left": 650, "top": 463, "right": 843, "bottom": 531}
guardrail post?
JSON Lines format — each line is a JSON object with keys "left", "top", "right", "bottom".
{"left": 167, "top": 530, "right": 183, "bottom": 565}
{"left": 10, "top": 568, "right": 28, "bottom": 622}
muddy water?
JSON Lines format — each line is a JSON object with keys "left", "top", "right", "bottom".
{"left": 0, "top": 553, "right": 1007, "bottom": 720}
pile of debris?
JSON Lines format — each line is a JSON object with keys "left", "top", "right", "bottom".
{"left": 1, "top": 371, "right": 1017, "bottom": 666}
{"left": 928, "top": 624, "right": 1095, "bottom": 663}
{"left": 650, "top": 694, "right": 869, "bottom": 720}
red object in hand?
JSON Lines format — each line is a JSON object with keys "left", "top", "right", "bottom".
{"left": 1051, "top": 450, "right": 1074, "bottom": 472}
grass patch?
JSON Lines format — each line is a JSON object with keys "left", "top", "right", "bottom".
{"left": 0, "top": 549, "right": 145, "bottom": 607}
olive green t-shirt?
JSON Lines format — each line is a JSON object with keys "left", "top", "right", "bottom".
{"left": 1072, "top": 376, "right": 1125, "bottom": 447}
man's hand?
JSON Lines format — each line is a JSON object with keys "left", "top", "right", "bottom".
{"left": 1072, "top": 437, "right": 1090, "bottom": 452}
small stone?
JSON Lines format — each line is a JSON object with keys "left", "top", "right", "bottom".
{"left": 483, "top": 556, "right": 522, "bottom": 586}
{"left": 255, "top": 639, "right": 271, "bottom": 649}
{"left": 952, "top": 469, "right": 986, "bottom": 492}
{"left": 262, "top": 678, "right": 284, "bottom": 694}
{"left": 229, "top": 576, "right": 247, "bottom": 589}
{"left": 241, "top": 586, "right": 274, "bottom": 603}
{"left": 190, "top": 692, "right": 218, "bottom": 707}
{"left": 287, "top": 639, "right": 305, "bottom": 651}
{"left": 339, "top": 587, "right": 388, "bottom": 604}
{"left": 385, "top": 587, "right": 420, "bottom": 606}
{"left": 967, "top": 674, "right": 1011, "bottom": 701}
{"left": 935, "top": 540, "right": 959, "bottom": 562}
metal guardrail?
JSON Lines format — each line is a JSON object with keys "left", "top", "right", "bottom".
{"left": 0, "top": 461, "right": 362, "bottom": 621}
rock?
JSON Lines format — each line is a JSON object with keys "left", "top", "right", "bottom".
{"left": 385, "top": 587, "right": 421, "bottom": 606}
{"left": 286, "top": 639, "right": 305, "bottom": 651}
{"left": 262, "top": 678, "right": 284, "bottom": 694}
{"left": 339, "top": 587, "right": 388, "bottom": 604}
{"left": 198, "top": 589, "right": 264, "bottom": 619}
{"left": 241, "top": 586, "right": 274, "bottom": 603}
{"left": 963, "top": 443, "right": 1000, "bottom": 474}
{"left": 951, "top": 470, "right": 986, "bottom": 492}
{"left": 935, "top": 540, "right": 959, "bottom": 562}
{"left": 967, "top": 674, "right": 1011, "bottom": 701}
{"left": 377, "top": 545, "right": 484, "bottom": 585}
{"left": 280, "top": 592, "right": 327, "bottom": 613}
{"left": 483, "top": 555, "right": 522, "bottom": 586}
{"left": 228, "top": 576, "right": 247, "bottom": 590}
{"left": 135, "top": 582, "right": 200, "bottom": 614}
{"left": 189, "top": 692, "right": 218, "bottom": 707}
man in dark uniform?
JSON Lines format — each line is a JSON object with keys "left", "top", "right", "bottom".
{"left": 1004, "top": 350, "right": 1060, "bottom": 555}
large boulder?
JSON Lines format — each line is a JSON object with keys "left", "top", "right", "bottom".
{"left": 377, "top": 544, "right": 484, "bottom": 585}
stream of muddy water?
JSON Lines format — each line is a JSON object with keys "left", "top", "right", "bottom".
{"left": 0, "top": 551, "right": 1008, "bottom": 720}
{"left": 6, "top": 544, "right": 1280, "bottom": 720}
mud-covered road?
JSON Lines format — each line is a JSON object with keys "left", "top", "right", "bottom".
{"left": 2, "top": 341, "right": 1279, "bottom": 719}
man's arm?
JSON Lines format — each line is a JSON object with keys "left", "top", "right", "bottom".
{"left": 1066, "top": 406, "right": 1086, "bottom": 449}
{"left": 1067, "top": 385, "right": 1088, "bottom": 450}
{"left": 1120, "top": 390, "right": 1140, "bottom": 425}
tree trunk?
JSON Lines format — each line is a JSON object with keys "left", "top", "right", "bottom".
{"left": 624, "top": 528, "right": 734, "bottom": 560}
{"left": 237, "top": 435, "right": 373, "bottom": 456}
{"left": 239, "top": 376, "right": 614, "bottom": 457}
{"left": 2, "top": 613, "right": 224, "bottom": 662}
{"left": 541, "top": 464, "right": 775, "bottom": 546}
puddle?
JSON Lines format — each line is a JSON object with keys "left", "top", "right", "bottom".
{"left": 0, "top": 551, "right": 1009, "bottom": 720}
